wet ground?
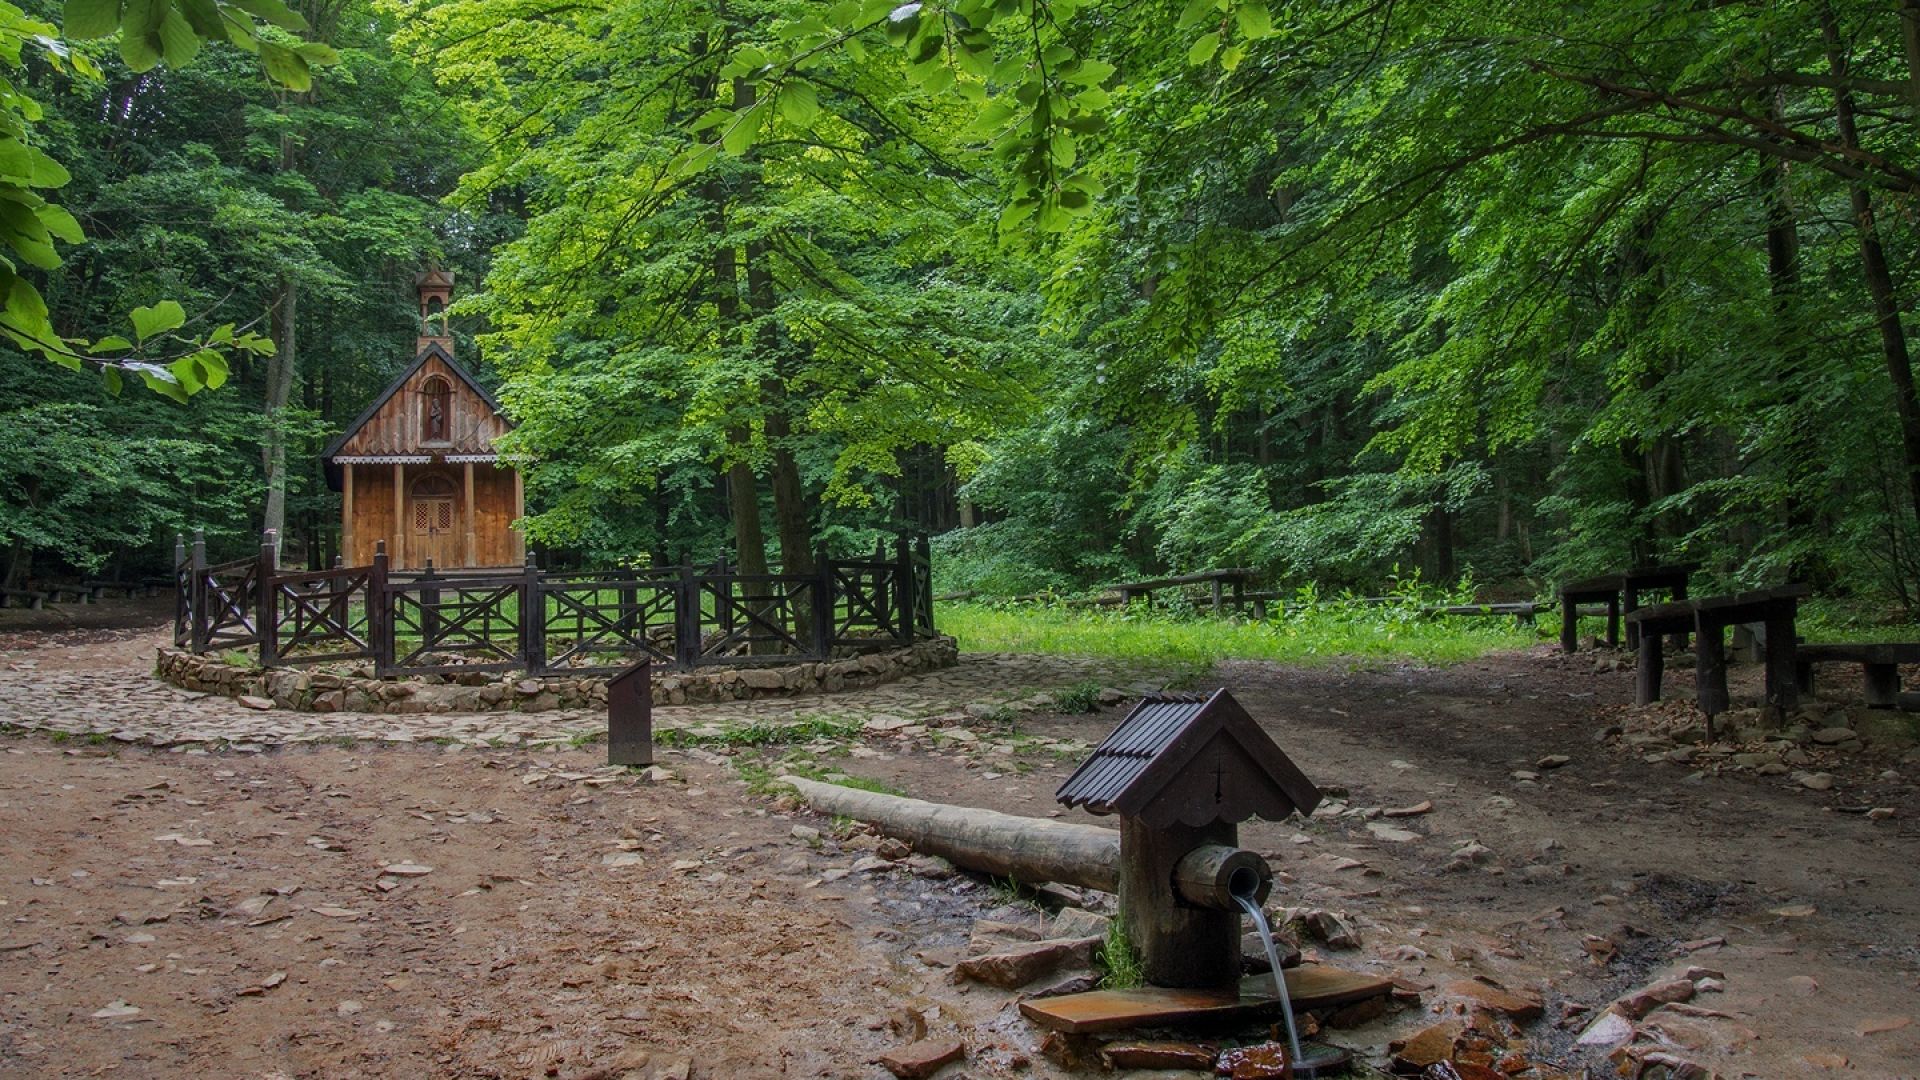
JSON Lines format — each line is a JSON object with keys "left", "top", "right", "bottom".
{"left": 1, "top": 610, "right": 1917, "bottom": 1078}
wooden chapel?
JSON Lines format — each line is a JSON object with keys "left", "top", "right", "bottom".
{"left": 322, "top": 271, "right": 522, "bottom": 570}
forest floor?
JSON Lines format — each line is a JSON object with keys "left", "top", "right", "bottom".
{"left": 0, "top": 605, "right": 1916, "bottom": 1079}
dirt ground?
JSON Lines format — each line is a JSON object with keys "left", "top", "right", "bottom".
{"left": 2, "top": 612, "right": 1918, "bottom": 1079}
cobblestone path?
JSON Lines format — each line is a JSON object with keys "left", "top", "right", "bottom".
{"left": 0, "top": 649, "right": 1171, "bottom": 751}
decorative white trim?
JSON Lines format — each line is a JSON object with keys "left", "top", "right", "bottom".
{"left": 333, "top": 455, "right": 431, "bottom": 465}
{"left": 444, "top": 454, "right": 498, "bottom": 464}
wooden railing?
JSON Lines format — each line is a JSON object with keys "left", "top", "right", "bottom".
{"left": 170, "top": 531, "right": 936, "bottom": 677}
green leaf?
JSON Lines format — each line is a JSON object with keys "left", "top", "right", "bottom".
{"left": 720, "top": 102, "right": 764, "bottom": 155}
{"left": 177, "top": 0, "right": 223, "bottom": 37}
{"left": 1187, "top": 32, "right": 1220, "bottom": 66}
{"left": 295, "top": 41, "right": 340, "bottom": 65}
{"left": 168, "top": 354, "right": 204, "bottom": 394}
{"left": 257, "top": 41, "right": 313, "bottom": 91}
{"left": 191, "top": 348, "right": 229, "bottom": 390}
{"left": 1177, "top": 0, "right": 1217, "bottom": 29}
{"left": 62, "top": 0, "right": 121, "bottom": 38}
{"left": 103, "top": 365, "right": 123, "bottom": 395}
{"left": 136, "top": 365, "right": 188, "bottom": 402}
{"left": 1062, "top": 59, "right": 1114, "bottom": 86}
{"left": 156, "top": 9, "right": 200, "bottom": 67}
{"left": 34, "top": 203, "right": 82, "bottom": 244}
{"left": 130, "top": 299, "right": 185, "bottom": 342}
{"left": 1235, "top": 2, "right": 1271, "bottom": 39}
{"left": 777, "top": 81, "right": 820, "bottom": 128}
{"left": 227, "top": 0, "right": 307, "bottom": 31}
{"left": 91, "top": 334, "right": 133, "bottom": 352}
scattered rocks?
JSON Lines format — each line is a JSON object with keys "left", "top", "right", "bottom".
{"left": 1050, "top": 908, "right": 1109, "bottom": 941}
{"left": 1382, "top": 800, "right": 1433, "bottom": 817}
{"left": 1578, "top": 1009, "right": 1636, "bottom": 1048}
{"left": 954, "top": 937, "right": 1099, "bottom": 990}
{"left": 877, "top": 1038, "right": 964, "bottom": 1079}
{"left": 1446, "top": 979, "right": 1543, "bottom": 1022}
{"left": 1215, "top": 1042, "right": 1293, "bottom": 1079}
{"left": 1536, "top": 754, "right": 1571, "bottom": 769}
{"left": 1612, "top": 977, "right": 1694, "bottom": 1019}
{"left": 1794, "top": 772, "right": 1834, "bottom": 791}
{"left": 1390, "top": 1019, "right": 1465, "bottom": 1071}
{"left": 236, "top": 695, "right": 274, "bottom": 711}
{"left": 91, "top": 1000, "right": 143, "bottom": 1020}
{"left": 1101, "top": 1041, "right": 1216, "bottom": 1070}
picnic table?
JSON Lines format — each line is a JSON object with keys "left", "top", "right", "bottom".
{"left": 1559, "top": 563, "right": 1699, "bottom": 652}
{"left": 1625, "top": 584, "right": 1810, "bottom": 733}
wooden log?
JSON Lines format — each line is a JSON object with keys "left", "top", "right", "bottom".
{"left": 1763, "top": 610, "right": 1798, "bottom": 714}
{"left": 782, "top": 778, "right": 1120, "bottom": 893}
{"left": 1560, "top": 596, "right": 1578, "bottom": 654}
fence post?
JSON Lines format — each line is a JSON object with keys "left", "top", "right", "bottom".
{"left": 370, "top": 541, "right": 391, "bottom": 676}
{"left": 522, "top": 550, "right": 546, "bottom": 675}
{"left": 916, "top": 533, "right": 934, "bottom": 639}
{"left": 258, "top": 531, "right": 279, "bottom": 667}
{"left": 173, "top": 534, "right": 189, "bottom": 647}
{"left": 420, "top": 557, "right": 441, "bottom": 648}
{"left": 190, "top": 529, "right": 209, "bottom": 653}
{"left": 675, "top": 563, "right": 700, "bottom": 670}
{"left": 715, "top": 555, "right": 735, "bottom": 639}
{"left": 893, "top": 536, "right": 913, "bottom": 645}
{"left": 812, "top": 545, "right": 834, "bottom": 658}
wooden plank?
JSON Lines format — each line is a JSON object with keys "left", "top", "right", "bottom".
{"left": 1797, "top": 642, "right": 1920, "bottom": 665}
{"left": 341, "top": 462, "right": 355, "bottom": 568}
{"left": 463, "top": 460, "right": 476, "bottom": 569}
{"left": 1017, "top": 966, "right": 1393, "bottom": 1035}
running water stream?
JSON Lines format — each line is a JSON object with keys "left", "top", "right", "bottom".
{"left": 1236, "top": 893, "right": 1305, "bottom": 1068}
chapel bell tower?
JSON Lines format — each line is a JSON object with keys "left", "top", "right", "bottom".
{"left": 417, "top": 268, "right": 454, "bottom": 353}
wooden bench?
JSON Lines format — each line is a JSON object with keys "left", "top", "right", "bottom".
{"left": 1108, "top": 569, "right": 1258, "bottom": 614}
{"left": 0, "top": 587, "right": 49, "bottom": 610}
{"left": 1794, "top": 643, "right": 1920, "bottom": 708}
{"left": 44, "top": 584, "right": 91, "bottom": 604}
{"left": 1560, "top": 563, "right": 1698, "bottom": 652}
{"left": 1626, "top": 584, "right": 1810, "bottom": 733}
{"left": 84, "top": 579, "right": 150, "bottom": 599}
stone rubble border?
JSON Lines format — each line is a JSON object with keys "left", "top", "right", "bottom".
{"left": 154, "top": 637, "right": 960, "bottom": 716}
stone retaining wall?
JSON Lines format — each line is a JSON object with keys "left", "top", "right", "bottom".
{"left": 153, "top": 637, "right": 960, "bottom": 715}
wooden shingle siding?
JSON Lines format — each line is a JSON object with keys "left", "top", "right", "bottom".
{"left": 334, "top": 353, "right": 510, "bottom": 458}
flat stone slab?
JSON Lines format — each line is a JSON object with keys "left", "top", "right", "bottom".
{"left": 1017, "top": 965, "right": 1394, "bottom": 1034}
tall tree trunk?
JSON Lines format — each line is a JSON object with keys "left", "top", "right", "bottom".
{"left": 748, "top": 242, "right": 812, "bottom": 576}
{"left": 1762, "top": 89, "right": 1822, "bottom": 582}
{"left": 262, "top": 275, "right": 296, "bottom": 544}
{"left": 708, "top": 188, "right": 768, "bottom": 578}
{"left": 1825, "top": 13, "right": 1920, "bottom": 551}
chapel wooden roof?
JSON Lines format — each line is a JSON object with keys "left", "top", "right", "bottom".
{"left": 322, "top": 341, "right": 511, "bottom": 463}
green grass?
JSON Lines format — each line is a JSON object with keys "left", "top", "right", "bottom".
{"left": 1098, "top": 916, "right": 1144, "bottom": 990}
{"left": 732, "top": 756, "right": 904, "bottom": 798}
{"left": 937, "top": 599, "right": 1539, "bottom": 668}
{"left": 656, "top": 716, "right": 863, "bottom": 749}
{"left": 1797, "top": 598, "right": 1920, "bottom": 643}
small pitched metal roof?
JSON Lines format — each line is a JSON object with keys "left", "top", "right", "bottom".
{"left": 321, "top": 341, "right": 508, "bottom": 462}
{"left": 1056, "top": 689, "right": 1321, "bottom": 827}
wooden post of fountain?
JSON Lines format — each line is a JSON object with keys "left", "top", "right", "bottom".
{"left": 1055, "top": 690, "right": 1323, "bottom": 989}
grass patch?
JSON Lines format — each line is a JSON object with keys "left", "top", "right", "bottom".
{"left": 565, "top": 730, "right": 606, "bottom": 748}
{"left": 731, "top": 756, "right": 905, "bottom": 798}
{"left": 1098, "top": 915, "right": 1144, "bottom": 990}
{"left": 1797, "top": 598, "right": 1920, "bottom": 643}
{"left": 656, "top": 716, "right": 863, "bottom": 749}
{"left": 1049, "top": 679, "right": 1104, "bottom": 714}
{"left": 938, "top": 598, "right": 1539, "bottom": 668}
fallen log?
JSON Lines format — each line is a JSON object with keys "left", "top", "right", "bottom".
{"left": 782, "top": 777, "right": 1119, "bottom": 893}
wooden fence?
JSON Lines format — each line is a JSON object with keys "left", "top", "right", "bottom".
{"left": 171, "top": 531, "right": 937, "bottom": 677}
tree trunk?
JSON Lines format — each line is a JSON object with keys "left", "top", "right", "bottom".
{"left": 1762, "top": 89, "right": 1822, "bottom": 582}
{"left": 262, "top": 274, "right": 297, "bottom": 539}
{"left": 783, "top": 777, "right": 1120, "bottom": 892}
{"left": 1826, "top": 15, "right": 1920, "bottom": 549}
{"left": 741, "top": 173, "right": 811, "bottom": 575}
